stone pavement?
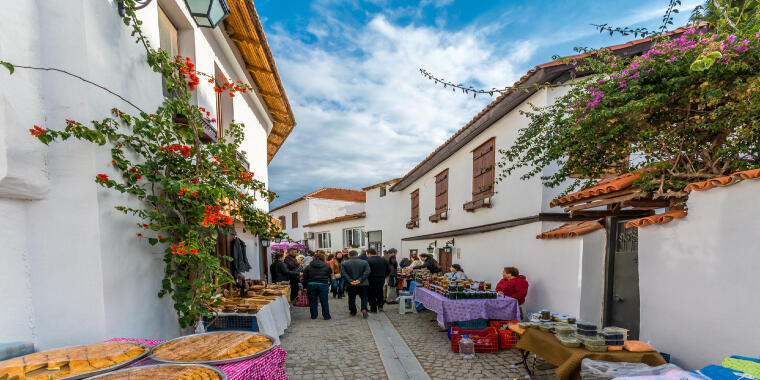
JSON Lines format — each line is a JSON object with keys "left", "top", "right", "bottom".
{"left": 279, "top": 296, "right": 561, "bottom": 380}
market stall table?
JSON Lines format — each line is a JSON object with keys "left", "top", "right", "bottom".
{"left": 109, "top": 338, "right": 288, "bottom": 380}
{"left": 514, "top": 328, "right": 666, "bottom": 380}
{"left": 412, "top": 286, "right": 520, "bottom": 328}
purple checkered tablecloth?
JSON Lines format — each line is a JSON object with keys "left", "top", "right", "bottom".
{"left": 412, "top": 287, "right": 520, "bottom": 328}
{"left": 108, "top": 338, "right": 288, "bottom": 380}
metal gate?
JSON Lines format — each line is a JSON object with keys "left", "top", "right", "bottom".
{"left": 604, "top": 218, "right": 641, "bottom": 339}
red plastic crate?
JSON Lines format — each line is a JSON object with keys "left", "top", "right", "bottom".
{"left": 489, "top": 320, "right": 519, "bottom": 330}
{"left": 498, "top": 329, "right": 520, "bottom": 349}
{"left": 450, "top": 327, "right": 499, "bottom": 353}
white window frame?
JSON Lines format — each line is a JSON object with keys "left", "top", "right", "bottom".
{"left": 316, "top": 232, "right": 331, "bottom": 249}
{"left": 343, "top": 227, "right": 366, "bottom": 248}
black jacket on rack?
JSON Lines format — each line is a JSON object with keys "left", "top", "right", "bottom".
{"left": 230, "top": 237, "right": 252, "bottom": 274}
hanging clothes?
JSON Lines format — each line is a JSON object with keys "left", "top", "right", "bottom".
{"left": 230, "top": 237, "right": 252, "bottom": 274}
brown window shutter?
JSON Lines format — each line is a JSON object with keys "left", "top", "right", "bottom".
{"left": 435, "top": 169, "right": 448, "bottom": 212}
{"left": 292, "top": 212, "right": 298, "bottom": 228}
{"left": 279, "top": 216, "right": 287, "bottom": 230}
{"left": 472, "top": 138, "right": 495, "bottom": 201}
{"left": 411, "top": 189, "right": 420, "bottom": 220}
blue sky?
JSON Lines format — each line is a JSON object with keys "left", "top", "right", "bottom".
{"left": 260, "top": 0, "right": 699, "bottom": 208}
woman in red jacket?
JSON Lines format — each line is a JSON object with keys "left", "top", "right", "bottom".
{"left": 495, "top": 266, "right": 529, "bottom": 304}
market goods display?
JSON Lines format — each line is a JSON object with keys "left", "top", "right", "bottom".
{"left": 413, "top": 270, "right": 498, "bottom": 299}
{"left": 150, "top": 332, "right": 273, "bottom": 364}
{"left": 88, "top": 364, "right": 224, "bottom": 380}
{"left": 213, "top": 284, "right": 287, "bottom": 314}
{"left": 524, "top": 308, "right": 635, "bottom": 353}
{"left": 0, "top": 341, "right": 148, "bottom": 380}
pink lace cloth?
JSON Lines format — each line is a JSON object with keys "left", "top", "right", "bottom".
{"left": 107, "top": 338, "right": 288, "bottom": 380}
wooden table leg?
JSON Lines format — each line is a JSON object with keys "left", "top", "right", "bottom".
{"left": 513, "top": 349, "right": 533, "bottom": 377}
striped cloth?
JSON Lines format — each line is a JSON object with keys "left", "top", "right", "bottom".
{"left": 108, "top": 338, "right": 288, "bottom": 380}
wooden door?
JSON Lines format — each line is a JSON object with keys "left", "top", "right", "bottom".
{"left": 260, "top": 243, "right": 269, "bottom": 282}
{"left": 438, "top": 248, "right": 452, "bottom": 273}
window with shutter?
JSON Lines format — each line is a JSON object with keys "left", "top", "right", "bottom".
{"left": 464, "top": 138, "right": 495, "bottom": 211}
{"left": 407, "top": 189, "right": 420, "bottom": 229}
{"left": 279, "top": 216, "right": 287, "bottom": 230}
{"left": 430, "top": 169, "right": 449, "bottom": 222}
{"left": 292, "top": 212, "right": 298, "bottom": 228}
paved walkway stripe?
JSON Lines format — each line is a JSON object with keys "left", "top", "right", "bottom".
{"left": 367, "top": 312, "right": 431, "bottom": 380}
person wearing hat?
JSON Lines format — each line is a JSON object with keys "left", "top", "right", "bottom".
{"left": 383, "top": 248, "right": 399, "bottom": 303}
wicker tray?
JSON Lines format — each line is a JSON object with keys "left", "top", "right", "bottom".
{"left": 148, "top": 331, "right": 276, "bottom": 365}
{"left": 88, "top": 363, "right": 226, "bottom": 380}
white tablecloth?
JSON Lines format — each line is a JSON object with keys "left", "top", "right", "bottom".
{"left": 253, "top": 295, "right": 291, "bottom": 345}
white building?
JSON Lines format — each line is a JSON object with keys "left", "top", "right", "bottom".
{"left": 363, "top": 28, "right": 760, "bottom": 369}
{"left": 269, "top": 188, "right": 366, "bottom": 252}
{"left": 0, "top": 0, "right": 295, "bottom": 350}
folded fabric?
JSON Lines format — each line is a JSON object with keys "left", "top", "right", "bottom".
{"left": 724, "top": 357, "right": 760, "bottom": 378}
{"left": 695, "top": 365, "right": 759, "bottom": 380}
{"left": 623, "top": 340, "right": 656, "bottom": 352}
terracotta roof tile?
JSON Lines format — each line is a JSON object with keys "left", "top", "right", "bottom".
{"left": 684, "top": 168, "right": 760, "bottom": 192}
{"left": 551, "top": 172, "right": 641, "bottom": 207}
{"left": 270, "top": 188, "right": 365, "bottom": 212}
{"left": 536, "top": 219, "right": 604, "bottom": 239}
{"left": 390, "top": 26, "right": 695, "bottom": 193}
{"left": 625, "top": 209, "right": 687, "bottom": 229}
{"left": 304, "top": 212, "right": 366, "bottom": 227}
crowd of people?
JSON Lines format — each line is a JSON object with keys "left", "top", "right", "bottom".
{"left": 269, "top": 246, "right": 529, "bottom": 321}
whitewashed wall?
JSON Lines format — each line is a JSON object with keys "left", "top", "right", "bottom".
{"left": 0, "top": 0, "right": 273, "bottom": 349}
{"left": 638, "top": 180, "right": 760, "bottom": 370}
{"left": 270, "top": 201, "right": 309, "bottom": 242}
{"left": 304, "top": 218, "right": 367, "bottom": 252}
{"left": 398, "top": 222, "right": 605, "bottom": 317}
{"left": 271, "top": 197, "right": 365, "bottom": 244}
{"left": 364, "top": 186, "right": 404, "bottom": 252}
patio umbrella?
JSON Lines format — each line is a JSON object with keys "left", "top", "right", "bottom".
{"left": 271, "top": 242, "right": 306, "bottom": 250}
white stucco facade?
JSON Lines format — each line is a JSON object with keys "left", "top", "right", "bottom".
{"left": 270, "top": 193, "right": 365, "bottom": 246}
{"left": 305, "top": 217, "right": 368, "bottom": 252}
{"left": 637, "top": 180, "right": 760, "bottom": 369}
{"left": 0, "top": 0, "right": 278, "bottom": 349}
{"left": 362, "top": 84, "right": 609, "bottom": 320}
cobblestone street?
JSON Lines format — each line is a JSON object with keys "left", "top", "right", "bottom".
{"left": 279, "top": 297, "right": 560, "bottom": 380}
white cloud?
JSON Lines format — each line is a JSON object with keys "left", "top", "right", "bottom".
{"left": 267, "top": 12, "right": 533, "bottom": 204}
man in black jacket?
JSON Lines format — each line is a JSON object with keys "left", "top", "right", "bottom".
{"left": 383, "top": 248, "right": 399, "bottom": 304}
{"left": 270, "top": 252, "right": 300, "bottom": 284}
{"left": 302, "top": 252, "right": 332, "bottom": 320}
{"left": 366, "top": 248, "right": 391, "bottom": 312}
{"left": 341, "top": 250, "right": 371, "bottom": 318}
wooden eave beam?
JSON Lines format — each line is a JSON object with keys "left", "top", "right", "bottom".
{"left": 564, "top": 192, "right": 640, "bottom": 212}
{"left": 246, "top": 64, "right": 271, "bottom": 74}
{"left": 231, "top": 35, "right": 260, "bottom": 46}
{"left": 571, "top": 209, "right": 655, "bottom": 217}
{"left": 558, "top": 188, "right": 639, "bottom": 209}
{"left": 621, "top": 199, "right": 670, "bottom": 208}
{"left": 259, "top": 90, "right": 281, "bottom": 99}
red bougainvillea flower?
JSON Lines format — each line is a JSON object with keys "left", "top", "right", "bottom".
{"left": 134, "top": 175, "right": 142, "bottom": 180}
{"left": 111, "top": 160, "right": 117, "bottom": 166}
{"left": 170, "top": 242, "right": 189, "bottom": 255}
{"left": 191, "top": 178, "right": 199, "bottom": 184}
{"left": 177, "top": 187, "right": 189, "bottom": 196}
{"left": 136, "top": 233, "right": 143, "bottom": 237}
{"left": 96, "top": 174, "right": 110, "bottom": 182}
{"left": 190, "top": 249, "right": 198, "bottom": 255}
{"left": 29, "top": 125, "right": 46, "bottom": 137}
{"left": 158, "top": 235, "right": 163, "bottom": 239}
{"left": 129, "top": 167, "right": 137, "bottom": 173}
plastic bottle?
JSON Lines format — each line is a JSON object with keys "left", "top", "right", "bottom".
{"left": 459, "top": 335, "right": 475, "bottom": 359}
